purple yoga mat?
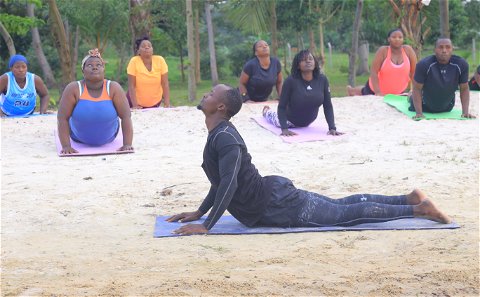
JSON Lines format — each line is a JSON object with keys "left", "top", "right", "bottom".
{"left": 252, "top": 116, "right": 345, "bottom": 143}
{"left": 154, "top": 215, "right": 459, "bottom": 237}
{"left": 54, "top": 129, "right": 134, "bottom": 157}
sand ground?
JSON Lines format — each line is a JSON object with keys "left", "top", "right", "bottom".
{"left": 1, "top": 93, "right": 479, "bottom": 296}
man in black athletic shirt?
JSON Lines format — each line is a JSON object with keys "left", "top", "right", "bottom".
{"left": 166, "top": 84, "right": 451, "bottom": 235}
{"left": 410, "top": 38, "right": 475, "bottom": 120}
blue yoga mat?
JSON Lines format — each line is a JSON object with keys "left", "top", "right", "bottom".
{"left": 1, "top": 113, "right": 56, "bottom": 119}
{"left": 154, "top": 215, "right": 459, "bottom": 237}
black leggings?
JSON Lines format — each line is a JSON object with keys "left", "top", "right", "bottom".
{"left": 294, "top": 192, "right": 414, "bottom": 227}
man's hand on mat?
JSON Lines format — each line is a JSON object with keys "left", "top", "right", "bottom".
{"left": 118, "top": 145, "right": 134, "bottom": 151}
{"left": 461, "top": 113, "right": 476, "bottom": 119}
{"left": 327, "top": 129, "right": 344, "bottom": 136}
{"left": 281, "top": 129, "right": 297, "bottom": 136}
{"left": 61, "top": 146, "right": 78, "bottom": 154}
{"left": 412, "top": 113, "right": 425, "bottom": 120}
{"left": 172, "top": 223, "right": 208, "bottom": 235}
{"left": 166, "top": 210, "right": 203, "bottom": 223}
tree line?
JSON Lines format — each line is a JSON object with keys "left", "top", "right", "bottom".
{"left": 1, "top": 0, "right": 479, "bottom": 101}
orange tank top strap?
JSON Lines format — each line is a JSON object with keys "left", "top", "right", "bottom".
{"left": 76, "top": 79, "right": 112, "bottom": 102}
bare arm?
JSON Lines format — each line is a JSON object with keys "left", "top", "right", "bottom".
{"left": 412, "top": 79, "right": 424, "bottom": 119}
{"left": 57, "top": 82, "right": 79, "bottom": 154}
{"left": 34, "top": 75, "right": 50, "bottom": 114}
{"left": 161, "top": 73, "right": 170, "bottom": 107}
{"left": 0, "top": 74, "right": 7, "bottom": 94}
{"left": 0, "top": 74, "right": 7, "bottom": 116}
{"left": 369, "top": 46, "right": 388, "bottom": 96}
{"left": 238, "top": 71, "right": 249, "bottom": 98}
{"left": 127, "top": 74, "right": 140, "bottom": 109}
{"left": 459, "top": 82, "right": 475, "bottom": 118}
{"left": 474, "top": 71, "right": 480, "bottom": 86}
{"left": 110, "top": 81, "right": 134, "bottom": 150}
{"left": 404, "top": 45, "right": 417, "bottom": 93}
{"left": 275, "top": 71, "right": 283, "bottom": 98}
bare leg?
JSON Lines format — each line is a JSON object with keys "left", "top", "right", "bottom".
{"left": 406, "top": 189, "right": 428, "bottom": 205}
{"left": 413, "top": 200, "right": 452, "bottom": 224}
{"left": 347, "top": 85, "right": 363, "bottom": 96}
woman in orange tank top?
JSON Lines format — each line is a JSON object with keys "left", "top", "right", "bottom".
{"left": 347, "top": 29, "right": 417, "bottom": 96}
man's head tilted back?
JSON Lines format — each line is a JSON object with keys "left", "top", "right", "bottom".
{"left": 198, "top": 84, "right": 243, "bottom": 119}
{"left": 220, "top": 85, "right": 243, "bottom": 119}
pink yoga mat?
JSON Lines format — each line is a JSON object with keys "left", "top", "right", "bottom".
{"left": 252, "top": 116, "right": 345, "bottom": 143}
{"left": 54, "top": 130, "right": 134, "bottom": 157}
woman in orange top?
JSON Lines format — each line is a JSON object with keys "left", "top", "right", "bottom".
{"left": 347, "top": 29, "right": 417, "bottom": 96}
{"left": 127, "top": 37, "right": 171, "bottom": 108}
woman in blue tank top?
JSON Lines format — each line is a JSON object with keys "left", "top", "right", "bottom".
{"left": 57, "top": 49, "right": 134, "bottom": 155}
{"left": 0, "top": 55, "right": 50, "bottom": 116}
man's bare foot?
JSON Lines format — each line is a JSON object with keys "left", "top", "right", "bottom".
{"left": 262, "top": 105, "right": 270, "bottom": 117}
{"left": 413, "top": 200, "right": 452, "bottom": 224}
{"left": 406, "top": 189, "right": 428, "bottom": 205}
{"left": 347, "top": 85, "right": 354, "bottom": 96}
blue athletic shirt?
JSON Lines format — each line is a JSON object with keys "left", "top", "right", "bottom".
{"left": 0, "top": 72, "right": 37, "bottom": 116}
{"left": 69, "top": 80, "right": 119, "bottom": 146}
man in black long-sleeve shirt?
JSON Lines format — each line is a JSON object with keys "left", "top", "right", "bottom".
{"left": 166, "top": 84, "right": 451, "bottom": 235}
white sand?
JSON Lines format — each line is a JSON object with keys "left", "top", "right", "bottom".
{"left": 1, "top": 93, "right": 479, "bottom": 296}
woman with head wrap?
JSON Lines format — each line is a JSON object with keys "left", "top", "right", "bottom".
{"left": 0, "top": 54, "right": 50, "bottom": 116}
{"left": 127, "top": 36, "right": 170, "bottom": 109}
{"left": 57, "top": 49, "right": 133, "bottom": 155}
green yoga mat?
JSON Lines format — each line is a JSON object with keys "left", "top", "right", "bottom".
{"left": 383, "top": 94, "right": 468, "bottom": 120}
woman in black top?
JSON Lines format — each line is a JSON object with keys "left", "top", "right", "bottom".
{"left": 239, "top": 40, "right": 283, "bottom": 102}
{"left": 262, "top": 49, "right": 343, "bottom": 136}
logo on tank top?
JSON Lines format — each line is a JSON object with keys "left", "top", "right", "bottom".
{"left": 14, "top": 100, "right": 30, "bottom": 107}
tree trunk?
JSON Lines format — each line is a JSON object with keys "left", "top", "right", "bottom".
{"left": 26, "top": 3, "right": 56, "bottom": 89}
{"left": 186, "top": 0, "right": 196, "bottom": 102}
{"left": 318, "top": 22, "right": 325, "bottom": 66}
{"left": 179, "top": 48, "right": 185, "bottom": 83}
{"left": 308, "top": 25, "right": 316, "bottom": 55}
{"left": 205, "top": 2, "right": 218, "bottom": 86}
{"left": 0, "top": 21, "right": 16, "bottom": 56}
{"left": 129, "top": 0, "right": 152, "bottom": 54}
{"left": 269, "top": 0, "right": 278, "bottom": 56}
{"left": 356, "top": 41, "right": 369, "bottom": 75}
{"left": 389, "top": 0, "right": 430, "bottom": 59}
{"left": 114, "top": 44, "right": 129, "bottom": 82}
{"left": 348, "top": 0, "right": 363, "bottom": 86}
{"left": 48, "top": 0, "right": 74, "bottom": 91}
{"left": 194, "top": 7, "right": 201, "bottom": 83}
{"left": 439, "top": 0, "right": 449, "bottom": 38}
{"left": 72, "top": 25, "right": 80, "bottom": 79}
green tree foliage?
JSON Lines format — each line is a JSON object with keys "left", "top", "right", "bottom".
{"left": 56, "top": 0, "right": 129, "bottom": 52}
{"left": 0, "top": 0, "right": 44, "bottom": 69}
{"left": 224, "top": 0, "right": 270, "bottom": 35}
{"left": 0, "top": 0, "right": 43, "bottom": 35}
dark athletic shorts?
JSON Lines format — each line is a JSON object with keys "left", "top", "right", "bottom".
{"left": 468, "top": 76, "right": 480, "bottom": 91}
{"left": 361, "top": 80, "right": 375, "bottom": 95}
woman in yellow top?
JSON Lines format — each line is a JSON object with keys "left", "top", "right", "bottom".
{"left": 127, "top": 37, "right": 171, "bottom": 108}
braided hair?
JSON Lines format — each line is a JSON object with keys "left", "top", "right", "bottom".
{"left": 290, "top": 49, "right": 320, "bottom": 79}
